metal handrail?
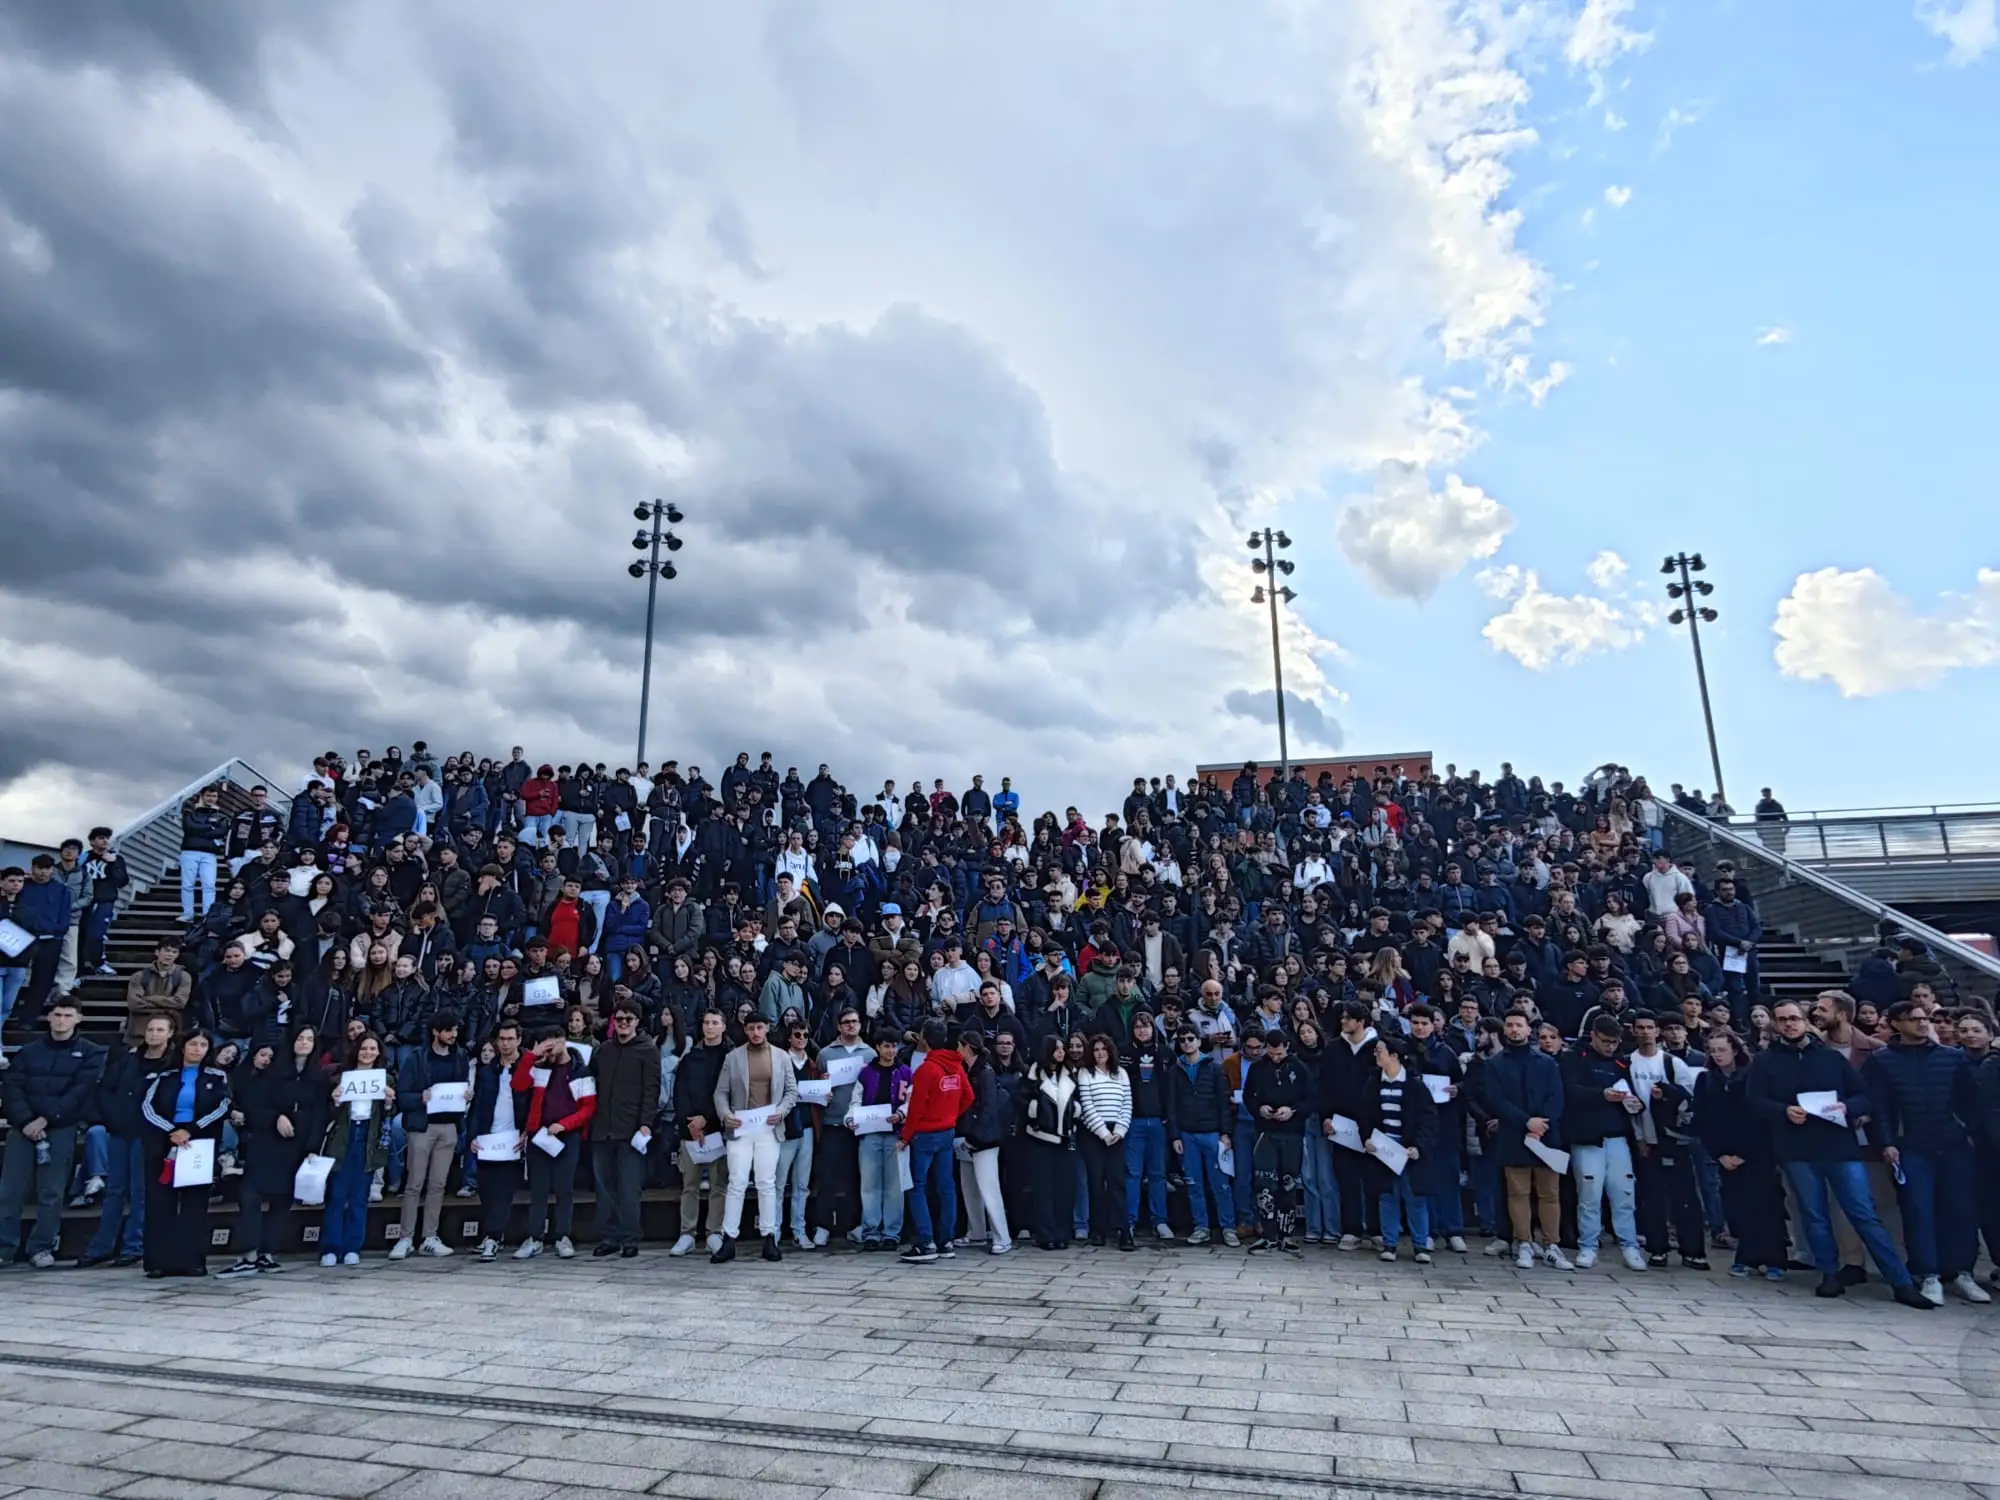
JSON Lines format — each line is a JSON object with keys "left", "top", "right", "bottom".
{"left": 110, "top": 758, "right": 293, "bottom": 847}
{"left": 1717, "top": 801, "right": 2000, "bottom": 824}
{"left": 1658, "top": 800, "right": 2000, "bottom": 984}
{"left": 109, "top": 758, "right": 295, "bottom": 910}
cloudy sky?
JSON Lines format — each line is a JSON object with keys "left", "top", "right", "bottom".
{"left": 1, "top": 0, "right": 1995, "bottom": 843}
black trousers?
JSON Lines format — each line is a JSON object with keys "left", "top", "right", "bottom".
{"left": 816, "top": 1125, "right": 859, "bottom": 1234}
{"left": 591, "top": 1140, "right": 645, "bottom": 1248}
{"left": 1079, "top": 1133, "right": 1124, "bottom": 1240}
{"left": 478, "top": 1159, "right": 523, "bottom": 1243}
{"left": 144, "top": 1169, "right": 211, "bottom": 1276}
{"left": 1331, "top": 1144, "right": 1377, "bottom": 1236}
{"left": 1717, "top": 1156, "right": 1786, "bottom": 1269}
{"left": 1028, "top": 1138, "right": 1075, "bottom": 1246}
{"left": 237, "top": 1184, "right": 288, "bottom": 1257}
{"left": 1254, "top": 1132, "right": 1305, "bottom": 1244}
{"left": 1635, "top": 1142, "right": 1704, "bottom": 1257}
{"left": 525, "top": 1138, "right": 580, "bottom": 1242}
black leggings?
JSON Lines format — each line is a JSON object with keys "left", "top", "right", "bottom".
{"left": 478, "top": 1159, "right": 523, "bottom": 1243}
{"left": 1028, "top": 1139, "right": 1075, "bottom": 1245}
{"left": 1079, "top": 1133, "right": 1124, "bottom": 1239}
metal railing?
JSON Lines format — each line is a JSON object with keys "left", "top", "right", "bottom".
{"left": 110, "top": 758, "right": 294, "bottom": 914}
{"left": 1659, "top": 800, "right": 2000, "bottom": 1003}
{"left": 1714, "top": 805, "right": 2000, "bottom": 868}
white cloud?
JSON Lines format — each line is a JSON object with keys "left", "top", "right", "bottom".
{"left": 1603, "top": 184, "right": 1632, "bottom": 208}
{"left": 1603, "top": 108, "right": 1626, "bottom": 131}
{"left": 1501, "top": 355, "right": 1572, "bottom": 406}
{"left": 1566, "top": 0, "right": 1653, "bottom": 103}
{"left": 1478, "top": 552, "right": 1652, "bottom": 669}
{"left": 1336, "top": 461, "right": 1514, "bottom": 602}
{"left": 1915, "top": 0, "right": 1998, "bottom": 66}
{"left": 1654, "top": 100, "right": 1708, "bottom": 154}
{"left": 1772, "top": 567, "right": 2000, "bottom": 696}
{"left": 1756, "top": 326, "right": 1793, "bottom": 346}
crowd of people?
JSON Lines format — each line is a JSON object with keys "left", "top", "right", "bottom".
{"left": 2, "top": 749, "right": 1996, "bottom": 1312}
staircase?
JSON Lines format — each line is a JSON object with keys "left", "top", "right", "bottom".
{"left": 1747, "top": 933, "right": 1853, "bottom": 1008}
{"left": 67, "top": 883, "right": 194, "bottom": 1042}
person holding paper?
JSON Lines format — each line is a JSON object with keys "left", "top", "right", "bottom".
{"left": 138, "top": 1029, "right": 230, "bottom": 1278}
{"left": 587, "top": 998, "right": 661, "bottom": 1259}
{"left": 849, "top": 1029, "right": 912, "bottom": 1249}
{"left": 1692, "top": 1029, "right": 1787, "bottom": 1279}
{"left": 389, "top": 1012, "right": 473, "bottom": 1263}
{"left": 711, "top": 1013, "right": 798, "bottom": 1263}
{"left": 1318, "top": 1002, "right": 1382, "bottom": 1250}
{"left": 316, "top": 1032, "right": 396, "bottom": 1266}
{"left": 78, "top": 1015, "right": 177, "bottom": 1268}
{"left": 669, "top": 1009, "right": 734, "bottom": 1256}
{"left": 510, "top": 1028, "right": 596, "bottom": 1259}
{"left": 218, "top": 1025, "right": 326, "bottom": 1278}
{"left": 1624, "top": 1012, "right": 1708, "bottom": 1271}
{"left": 1406, "top": 1006, "right": 1470, "bottom": 1253}
{"left": 1481, "top": 1010, "right": 1569, "bottom": 1271}
{"left": 1746, "top": 1000, "right": 1929, "bottom": 1308}
{"left": 1358, "top": 1035, "right": 1437, "bottom": 1264}
{"left": 1560, "top": 1015, "right": 1648, "bottom": 1272}
{"left": 1244, "top": 1028, "right": 1313, "bottom": 1253}
{"left": 814, "top": 1007, "right": 872, "bottom": 1242}
{"left": 469, "top": 1020, "right": 529, "bottom": 1262}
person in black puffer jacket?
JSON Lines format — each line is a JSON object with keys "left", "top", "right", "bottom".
{"left": 956, "top": 1033, "right": 1014, "bottom": 1253}
{"left": 1245, "top": 1030, "right": 1314, "bottom": 1251}
{"left": 1861, "top": 1001, "right": 1983, "bottom": 1301}
{"left": 1, "top": 1000, "right": 108, "bottom": 1267}
{"left": 79, "top": 1016, "right": 177, "bottom": 1267}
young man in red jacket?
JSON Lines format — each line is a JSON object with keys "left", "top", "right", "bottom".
{"left": 510, "top": 1028, "right": 596, "bottom": 1259}
{"left": 900, "top": 1019, "right": 972, "bottom": 1263}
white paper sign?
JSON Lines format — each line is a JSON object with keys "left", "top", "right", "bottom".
{"left": 1217, "top": 1134, "right": 1235, "bottom": 1178}
{"left": 1722, "top": 948, "right": 1749, "bottom": 974}
{"left": 335, "top": 1069, "right": 388, "bottom": 1105}
{"left": 426, "top": 1081, "right": 470, "bottom": 1114}
{"left": 172, "top": 1138, "right": 216, "bottom": 1188}
{"left": 288, "top": 867, "right": 316, "bottom": 897}
{"left": 1329, "top": 1114, "right": 1366, "bottom": 1152}
{"left": 630, "top": 1130, "right": 650, "bottom": 1154}
{"left": 474, "top": 1131, "right": 522, "bottom": 1161}
{"left": 1524, "top": 1134, "right": 1570, "bottom": 1175}
{"left": 531, "top": 1127, "right": 565, "bottom": 1157}
{"left": 1367, "top": 1129, "right": 1409, "bottom": 1176}
{"left": 684, "top": 1132, "right": 726, "bottom": 1163}
{"left": 1231, "top": 1089, "right": 1244, "bottom": 1106}
{"left": 529, "top": 1067, "right": 551, "bottom": 1088}
{"left": 569, "top": 1076, "right": 597, "bottom": 1099}
{"left": 614, "top": 812, "right": 631, "bottom": 831}
{"left": 294, "top": 1153, "right": 334, "bottom": 1205}
{"left": 732, "top": 1104, "right": 782, "bottom": 1138}
{"left": 523, "top": 975, "right": 561, "bottom": 1007}
{"left": 1798, "top": 1090, "right": 1847, "bottom": 1126}
{"left": 0, "top": 919, "right": 34, "bottom": 958}
{"left": 897, "top": 1144, "right": 914, "bottom": 1193}
{"left": 796, "top": 1079, "right": 833, "bottom": 1106}
{"left": 850, "top": 1103, "right": 894, "bottom": 1135}
{"left": 1420, "top": 1074, "right": 1453, "bottom": 1104}
{"left": 824, "top": 1054, "right": 867, "bottom": 1088}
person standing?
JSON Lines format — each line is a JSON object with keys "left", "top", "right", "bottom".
{"left": 669, "top": 1009, "right": 732, "bottom": 1256}
{"left": 14, "top": 855, "right": 74, "bottom": 1025}
{"left": 1122, "top": 1011, "right": 1174, "bottom": 1243}
{"left": 512, "top": 1027, "right": 596, "bottom": 1259}
{"left": 1747, "top": 999, "right": 1930, "bottom": 1308}
{"left": 712, "top": 1013, "right": 797, "bottom": 1263}
{"left": 1244, "top": 1028, "right": 1313, "bottom": 1253}
{"left": 1022, "top": 1034, "right": 1079, "bottom": 1250}
{"left": 1481, "top": 1009, "right": 1569, "bottom": 1270}
{"left": 1075, "top": 1032, "right": 1134, "bottom": 1251}
{"left": 1625, "top": 1011, "right": 1708, "bottom": 1270}
{"left": 1319, "top": 1003, "right": 1380, "bottom": 1249}
{"left": 1862, "top": 1001, "right": 1989, "bottom": 1304}
{"left": 470, "top": 1020, "right": 528, "bottom": 1262}
{"left": 1693, "top": 1029, "right": 1787, "bottom": 1278}
{"left": 816, "top": 1007, "right": 871, "bottom": 1242}
{"left": 220, "top": 1025, "right": 325, "bottom": 1277}
{"left": 1406, "top": 1005, "right": 1469, "bottom": 1253}
{"left": 953, "top": 1031, "right": 1014, "bottom": 1254}
{"left": 78, "top": 828, "right": 130, "bottom": 979}
{"left": 1360, "top": 1036, "right": 1438, "bottom": 1263}
{"left": 1165, "top": 1027, "right": 1230, "bottom": 1245}
{"left": 138, "top": 1029, "right": 229, "bottom": 1278}
{"left": 0, "top": 999, "right": 106, "bottom": 1267}
{"left": 589, "top": 998, "right": 661, "bottom": 1259}
{"left": 318, "top": 1032, "right": 395, "bottom": 1266}
{"left": 79, "top": 1014, "right": 175, "bottom": 1267}
{"left": 390, "top": 1013, "right": 473, "bottom": 1261}
{"left": 179, "top": 784, "right": 230, "bottom": 925}
{"left": 1561, "top": 1015, "right": 1648, "bottom": 1271}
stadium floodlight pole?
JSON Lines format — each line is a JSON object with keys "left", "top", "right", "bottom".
{"left": 629, "top": 500, "right": 685, "bottom": 768}
{"left": 1248, "top": 527, "right": 1298, "bottom": 782}
{"left": 1661, "top": 551, "right": 1725, "bottom": 804}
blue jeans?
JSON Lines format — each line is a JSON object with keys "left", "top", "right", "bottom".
{"left": 0, "top": 966, "right": 24, "bottom": 1038}
{"left": 1426, "top": 1137, "right": 1465, "bottom": 1236}
{"left": 1124, "top": 1117, "right": 1168, "bottom": 1229}
{"left": 1572, "top": 1138, "right": 1640, "bottom": 1252}
{"left": 906, "top": 1129, "right": 957, "bottom": 1249}
{"left": 1232, "top": 1118, "right": 1258, "bottom": 1228}
{"left": 1179, "top": 1132, "right": 1228, "bottom": 1234}
{"left": 520, "top": 814, "right": 553, "bottom": 846}
{"left": 1300, "top": 1122, "right": 1339, "bottom": 1238}
{"left": 1073, "top": 1149, "right": 1091, "bottom": 1238}
{"left": 776, "top": 1128, "right": 815, "bottom": 1239}
{"left": 1379, "top": 1173, "right": 1431, "bottom": 1250}
{"left": 1690, "top": 1139, "right": 1727, "bottom": 1235}
{"left": 1783, "top": 1159, "right": 1913, "bottom": 1288}
{"left": 86, "top": 1134, "right": 148, "bottom": 1259}
{"left": 0, "top": 1125, "right": 78, "bottom": 1259}
{"left": 178, "top": 851, "right": 217, "bottom": 924}
{"left": 1895, "top": 1147, "right": 1977, "bottom": 1279}
{"left": 1472, "top": 1143, "right": 1502, "bottom": 1234}
{"left": 322, "top": 1151, "right": 374, "bottom": 1257}
{"left": 384, "top": 1116, "right": 407, "bottom": 1192}
{"left": 857, "top": 1133, "right": 904, "bottom": 1243}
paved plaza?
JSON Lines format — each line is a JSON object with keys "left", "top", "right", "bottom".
{"left": 0, "top": 1246, "right": 1994, "bottom": 1500}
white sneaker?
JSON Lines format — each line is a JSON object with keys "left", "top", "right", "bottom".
{"left": 1544, "top": 1244, "right": 1574, "bottom": 1271}
{"left": 706, "top": 1233, "right": 723, "bottom": 1255}
{"left": 1186, "top": 1228, "right": 1211, "bottom": 1245}
{"left": 1484, "top": 1237, "right": 1512, "bottom": 1257}
{"left": 554, "top": 1236, "right": 575, "bottom": 1259}
{"left": 1379, "top": 1247, "right": 1399, "bottom": 1263}
{"left": 1621, "top": 1245, "right": 1649, "bottom": 1272}
{"left": 812, "top": 1227, "right": 830, "bottom": 1247}
{"left": 477, "top": 1238, "right": 498, "bottom": 1263}
{"left": 1919, "top": 1275, "right": 1945, "bottom": 1306}
{"left": 1221, "top": 1229, "right": 1240, "bottom": 1248}
{"left": 1155, "top": 1223, "right": 1174, "bottom": 1241}
{"left": 1515, "top": 1243, "right": 1536, "bottom": 1269}
{"left": 1446, "top": 1235, "right": 1468, "bottom": 1253}
{"left": 387, "top": 1237, "right": 414, "bottom": 1262}
{"left": 1336, "top": 1234, "right": 1361, "bottom": 1251}
{"left": 30, "top": 1250, "right": 57, "bottom": 1269}
{"left": 514, "top": 1239, "right": 542, "bottom": 1260}
{"left": 1574, "top": 1247, "right": 1598, "bottom": 1269}
{"left": 368, "top": 1174, "right": 383, "bottom": 1204}
{"left": 319, "top": 1252, "right": 338, "bottom": 1268}
{"left": 83, "top": 1174, "right": 105, "bottom": 1199}
{"left": 341, "top": 1252, "right": 360, "bottom": 1267}
{"left": 669, "top": 1234, "right": 695, "bottom": 1257}
{"left": 218, "top": 1152, "right": 240, "bottom": 1178}
{"left": 1950, "top": 1273, "right": 1993, "bottom": 1304}
{"left": 990, "top": 1239, "right": 1013, "bottom": 1254}
{"left": 419, "top": 1236, "right": 452, "bottom": 1258}
{"left": 792, "top": 1232, "right": 815, "bottom": 1252}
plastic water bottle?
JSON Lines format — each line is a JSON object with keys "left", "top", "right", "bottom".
{"left": 35, "top": 1140, "right": 50, "bottom": 1165}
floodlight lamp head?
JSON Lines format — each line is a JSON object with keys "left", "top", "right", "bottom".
{"left": 634, "top": 504, "right": 653, "bottom": 522}
{"left": 1251, "top": 558, "right": 1269, "bottom": 574}
{"left": 1660, "top": 557, "right": 1677, "bottom": 575}
{"left": 1668, "top": 608, "right": 1686, "bottom": 625}
{"left": 664, "top": 533, "right": 683, "bottom": 552}
{"left": 1251, "top": 586, "right": 1268, "bottom": 604}
{"left": 1697, "top": 607, "right": 1716, "bottom": 622}
{"left": 665, "top": 504, "right": 685, "bottom": 524}
{"left": 628, "top": 562, "right": 648, "bottom": 579}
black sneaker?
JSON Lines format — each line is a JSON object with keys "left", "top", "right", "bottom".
{"left": 255, "top": 1254, "right": 282, "bottom": 1273}
{"left": 937, "top": 1242, "right": 957, "bottom": 1259}
{"left": 899, "top": 1242, "right": 938, "bottom": 1264}
{"left": 1247, "top": 1238, "right": 1272, "bottom": 1254}
{"left": 592, "top": 1243, "right": 619, "bottom": 1258}
{"left": 710, "top": 1236, "right": 737, "bottom": 1265}
{"left": 1680, "top": 1255, "right": 1710, "bottom": 1271}
{"left": 620, "top": 1246, "right": 638, "bottom": 1259}
{"left": 1892, "top": 1283, "right": 1936, "bottom": 1310}
{"left": 1116, "top": 1230, "right": 1136, "bottom": 1252}
{"left": 1815, "top": 1275, "right": 1846, "bottom": 1298}
{"left": 1837, "top": 1264, "right": 1867, "bottom": 1287}
{"left": 1087, "top": 1232, "right": 1106, "bottom": 1247}
{"left": 761, "top": 1235, "right": 783, "bottom": 1263}
{"left": 1647, "top": 1252, "right": 1669, "bottom": 1268}
{"left": 216, "top": 1257, "right": 260, "bottom": 1280}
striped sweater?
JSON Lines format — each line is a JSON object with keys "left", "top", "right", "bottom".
{"left": 1076, "top": 1067, "right": 1133, "bottom": 1142}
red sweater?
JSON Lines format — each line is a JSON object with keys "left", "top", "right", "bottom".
{"left": 901, "top": 1049, "right": 972, "bottom": 1142}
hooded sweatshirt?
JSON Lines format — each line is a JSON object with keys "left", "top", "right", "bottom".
{"left": 901, "top": 1046, "right": 972, "bottom": 1141}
